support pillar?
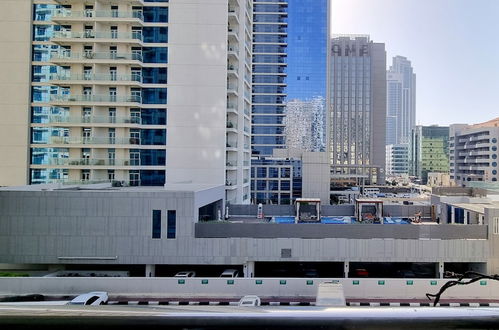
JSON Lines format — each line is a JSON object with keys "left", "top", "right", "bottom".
{"left": 146, "top": 264, "right": 156, "bottom": 277}
{"left": 438, "top": 262, "right": 444, "bottom": 279}
{"left": 464, "top": 211, "right": 468, "bottom": 225}
{"left": 344, "top": 261, "right": 349, "bottom": 278}
{"left": 451, "top": 206, "right": 455, "bottom": 224}
{"left": 244, "top": 261, "right": 255, "bottom": 278}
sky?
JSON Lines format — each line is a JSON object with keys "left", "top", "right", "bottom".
{"left": 330, "top": 0, "right": 499, "bottom": 126}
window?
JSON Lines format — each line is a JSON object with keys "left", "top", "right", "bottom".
{"left": 152, "top": 210, "right": 161, "bottom": 239}
{"left": 167, "top": 210, "right": 176, "bottom": 239}
{"left": 494, "top": 217, "right": 499, "bottom": 235}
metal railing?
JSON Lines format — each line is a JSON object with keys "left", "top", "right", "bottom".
{"left": 52, "top": 31, "right": 143, "bottom": 41}
{"left": 51, "top": 51, "right": 143, "bottom": 61}
{"left": 50, "top": 73, "right": 142, "bottom": 83}
{"left": 50, "top": 95, "right": 142, "bottom": 103}
{"left": 53, "top": 9, "right": 144, "bottom": 20}
{"left": 44, "top": 115, "right": 141, "bottom": 125}
{"left": 47, "top": 136, "right": 141, "bottom": 145}
{"left": 44, "top": 158, "right": 137, "bottom": 166}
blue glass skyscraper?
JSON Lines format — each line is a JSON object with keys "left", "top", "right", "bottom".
{"left": 251, "top": 0, "right": 329, "bottom": 203}
{"left": 252, "top": 0, "right": 329, "bottom": 156}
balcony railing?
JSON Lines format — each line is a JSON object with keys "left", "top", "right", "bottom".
{"left": 52, "top": 31, "right": 143, "bottom": 41}
{"left": 50, "top": 95, "right": 142, "bottom": 103}
{"left": 53, "top": 9, "right": 144, "bottom": 20}
{"left": 44, "top": 158, "right": 137, "bottom": 166}
{"left": 51, "top": 51, "right": 143, "bottom": 61}
{"left": 50, "top": 73, "right": 142, "bottom": 83}
{"left": 46, "top": 136, "right": 141, "bottom": 145}
{"left": 44, "top": 115, "right": 141, "bottom": 125}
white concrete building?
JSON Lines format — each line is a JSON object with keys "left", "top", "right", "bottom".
{"left": 450, "top": 118, "right": 499, "bottom": 187}
{"left": 386, "top": 144, "right": 409, "bottom": 176}
{"left": 0, "top": 0, "right": 251, "bottom": 204}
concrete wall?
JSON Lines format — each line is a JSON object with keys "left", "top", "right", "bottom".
{"left": 166, "top": 0, "right": 227, "bottom": 186}
{"left": 0, "top": 277, "right": 498, "bottom": 301}
{"left": 0, "top": 189, "right": 490, "bottom": 266}
{"left": 301, "top": 152, "right": 330, "bottom": 204}
{"left": 196, "top": 223, "right": 487, "bottom": 240}
{"left": 0, "top": 0, "right": 31, "bottom": 186}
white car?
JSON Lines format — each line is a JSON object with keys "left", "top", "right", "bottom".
{"left": 69, "top": 292, "right": 108, "bottom": 305}
{"left": 238, "top": 295, "right": 261, "bottom": 307}
{"left": 174, "top": 271, "right": 196, "bottom": 277}
{"left": 220, "top": 269, "right": 239, "bottom": 278}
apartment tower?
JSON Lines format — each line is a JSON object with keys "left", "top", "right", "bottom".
{"left": 0, "top": 0, "right": 251, "bottom": 203}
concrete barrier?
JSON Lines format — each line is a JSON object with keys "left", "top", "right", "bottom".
{"left": 0, "top": 277, "right": 497, "bottom": 301}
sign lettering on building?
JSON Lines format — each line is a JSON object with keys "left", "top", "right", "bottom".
{"left": 331, "top": 44, "right": 369, "bottom": 57}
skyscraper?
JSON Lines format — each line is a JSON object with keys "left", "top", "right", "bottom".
{"left": 386, "top": 56, "right": 416, "bottom": 145}
{"left": 250, "top": 0, "right": 329, "bottom": 204}
{"left": 0, "top": 0, "right": 252, "bottom": 203}
{"left": 251, "top": 0, "right": 329, "bottom": 156}
{"left": 329, "top": 35, "right": 386, "bottom": 186}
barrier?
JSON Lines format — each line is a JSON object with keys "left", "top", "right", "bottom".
{"left": 0, "top": 278, "right": 498, "bottom": 301}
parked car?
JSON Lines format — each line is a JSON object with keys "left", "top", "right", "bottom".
{"left": 174, "top": 271, "right": 196, "bottom": 277}
{"left": 69, "top": 292, "right": 108, "bottom": 305}
{"left": 353, "top": 268, "right": 369, "bottom": 277}
{"left": 238, "top": 295, "right": 261, "bottom": 307}
{"left": 220, "top": 269, "right": 239, "bottom": 278}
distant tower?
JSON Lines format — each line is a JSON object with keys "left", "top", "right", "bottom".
{"left": 329, "top": 35, "right": 387, "bottom": 186}
{"left": 386, "top": 56, "right": 416, "bottom": 145}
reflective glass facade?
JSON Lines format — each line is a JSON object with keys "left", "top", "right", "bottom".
{"left": 251, "top": 0, "right": 329, "bottom": 204}
{"left": 252, "top": 0, "right": 328, "bottom": 156}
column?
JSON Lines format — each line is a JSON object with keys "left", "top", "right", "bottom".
{"left": 344, "top": 261, "right": 349, "bottom": 278}
{"left": 438, "top": 262, "right": 444, "bottom": 279}
{"left": 145, "top": 264, "right": 156, "bottom": 277}
{"left": 244, "top": 261, "right": 255, "bottom": 278}
{"left": 451, "top": 206, "right": 455, "bottom": 224}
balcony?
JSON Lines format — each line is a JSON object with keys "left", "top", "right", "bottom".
{"left": 51, "top": 31, "right": 143, "bottom": 44}
{"left": 45, "top": 136, "right": 141, "bottom": 145}
{"left": 50, "top": 94, "right": 142, "bottom": 105}
{"left": 49, "top": 73, "right": 142, "bottom": 85}
{"left": 52, "top": 9, "right": 144, "bottom": 23}
{"left": 42, "top": 115, "right": 141, "bottom": 125}
{"left": 50, "top": 51, "right": 143, "bottom": 64}
{"left": 54, "top": 0, "right": 146, "bottom": 6}
{"left": 226, "top": 142, "right": 238, "bottom": 150}
{"left": 226, "top": 122, "right": 238, "bottom": 133}
{"left": 42, "top": 158, "right": 137, "bottom": 166}
{"left": 227, "top": 65, "right": 239, "bottom": 78}
{"left": 227, "top": 84, "right": 238, "bottom": 95}
{"left": 225, "top": 179, "right": 238, "bottom": 189}
{"left": 227, "top": 103, "right": 238, "bottom": 114}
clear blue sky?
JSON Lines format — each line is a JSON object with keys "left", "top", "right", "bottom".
{"left": 331, "top": 0, "right": 499, "bottom": 126}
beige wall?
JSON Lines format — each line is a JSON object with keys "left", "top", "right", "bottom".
{"left": 166, "top": 0, "right": 227, "bottom": 186}
{"left": 0, "top": 0, "right": 32, "bottom": 186}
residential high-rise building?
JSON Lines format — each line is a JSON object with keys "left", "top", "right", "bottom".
{"left": 0, "top": 0, "right": 252, "bottom": 203}
{"left": 386, "top": 144, "right": 409, "bottom": 176}
{"left": 250, "top": 0, "right": 329, "bottom": 204}
{"left": 450, "top": 118, "right": 499, "bottom": 187}
{"left": 410, "top": 125, "right": 449, "bottom": 184}
{"left": 329, "top": 35, "right": 386, "bottom": 186}
{"left": 386, "top": 56, "right": 416, "bottom": 145}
